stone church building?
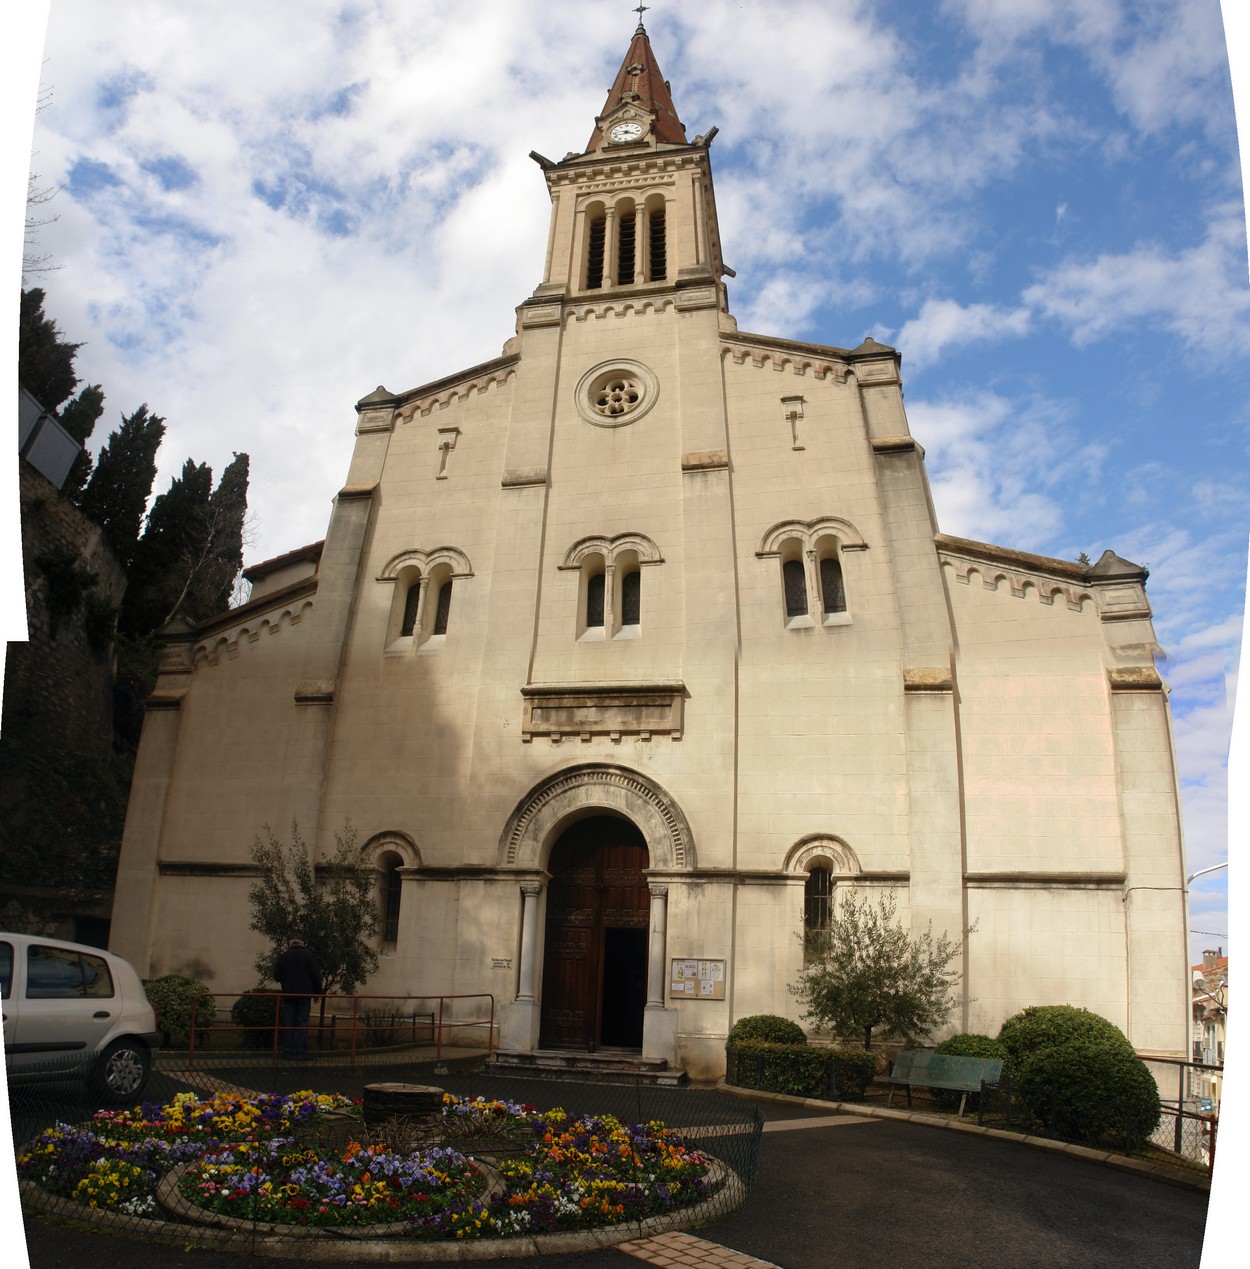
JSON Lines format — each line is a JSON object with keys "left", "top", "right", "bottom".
{"left": 110, "top": 24, "right": 1189, "bottom": 1078}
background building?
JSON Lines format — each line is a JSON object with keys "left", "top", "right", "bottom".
{"left": 109, "top": 24, "right": 1190, "bottom": 1078}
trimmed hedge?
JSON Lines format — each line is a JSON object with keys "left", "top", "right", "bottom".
{"left": 230, "top": 987, "right": 282, "bottom": 1049}
{"left": 929, "top": 1032, "right": 1007, "bottom": 1109}
{"left": 142, "top": 974, "right": 214, "bottom": 1047}
{"left": 726, "top": 1039, "right": 877, "bottom": 1100}
{"left": 997, "top": 1005, "right": 1132, "bottom": 1075}
{"left": 1017, "top": 1037, "right": 1162, "bottom": 1145}
{"left": 727, "top": 1014, "right": 807, "bottom": 1046}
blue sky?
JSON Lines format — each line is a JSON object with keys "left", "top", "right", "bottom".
{"left": 4, "top": 0, "right": 1245, "bottom": 967}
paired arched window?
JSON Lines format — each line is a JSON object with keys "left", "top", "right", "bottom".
{"left": 756, "top": 518, "right": 864, "bottom": 630}
{"left": 581, "top": 195, "right": 668, "bottom": 291}
{"left": 562, "top": 534, "right": 660, "bottom": 640}
{"left": 379, "top": 547, "right": 472, "bottom": 651}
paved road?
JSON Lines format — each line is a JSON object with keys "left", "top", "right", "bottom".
{"left": 12, "top": 1066, "right": 1210, "bottom": 1269}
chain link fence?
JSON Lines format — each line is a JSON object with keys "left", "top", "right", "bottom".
{"left": 976, "top": 1074, "right": 1216, "bottom": 1177}
{"left": 8, "top": 1050, "right": 763, "bottom": 1255}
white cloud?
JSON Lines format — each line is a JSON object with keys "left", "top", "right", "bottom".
{"left": 895, "top": 297, "right": 1031, "bottom": 369}
{"left": 908, "top": 390, "right": 1103, "bottom": 549}
{"left": 1023, "top": 205, "right": 1250, "bottom": 355}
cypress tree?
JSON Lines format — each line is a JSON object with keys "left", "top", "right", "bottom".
{"left": 77, "top": 404, "right": 166, "bottom": 567}
{"left": 18, "top": 287, "right": 80, "bottom": 411}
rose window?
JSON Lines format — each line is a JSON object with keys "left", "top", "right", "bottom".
{"left": 576, "top": 360, "right": 659, "bottom": 428}
{"left": 593, "top": 376, "right": 642, "bottom": 418}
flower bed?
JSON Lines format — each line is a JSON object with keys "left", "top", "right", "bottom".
{"left": 17, "top": 1090, "right": 714, "bottom": 1239}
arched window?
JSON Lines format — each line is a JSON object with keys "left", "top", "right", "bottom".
{"left": 617, "top": 200, "right": 637, "bottom": 285}
{"left": 379, "top": 851, "right": 404, "bottom": 944}
{"left": 563, "top": 535, "right": 661, "bottom": 640}
{"left": 804, "top": 864, "right": 832, "bottom": 932}
{"left": 820, "top": 554, "right": 846, "bottom": 615}
{"left": 433, "top": 579, "right": 453, "bottom": 635}
{"left": 783, "top": 558, "right": 809, "bottom": 619}
{"left": 758, "top": 519, "right": 863, "bottom": 631}
{"left": 586, "top": 571, "right": 606, "bottom": 628}
{"left": 621, "top": 568, "right": 641, "bottom": 626}
{"left": 585, "top": 205, "right": 607, "bottom": 290}
{"left": 400, "top": 580, "right": 421, "bottom": 637}
{"left": 647, "top": 198, "right": 667, "bottom": 281}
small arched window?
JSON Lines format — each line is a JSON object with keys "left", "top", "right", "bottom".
{"left": 621, "top": 568, "right": 641, "bottom": 626}
{"left": 820, "top": 555, "right": 846, "bottom": 615}
{"left": 433, "top": 579, "right": 453, "bottom": 635}
{"left": 617, "top": 199, "right": 637, "bottom": 286}
{"left": 784, "top": 559, "right": 809, "bottom": 619}
{"left": 804, "top": 864, "right": 832, "bottom": 933}
{"left": 586, "top": 570, "right": 606, "bottom": 628}
{"left": 647, "top": 199, "right": 667, "bottom": 281}
{"left": 379, "top": 851, "right": 404, "bottom": 944}
{"left": 585, "top": 207, "right": 607, "bottom": 290}
{"left": 400, "top": 580, "right": 421, "bottom": 637}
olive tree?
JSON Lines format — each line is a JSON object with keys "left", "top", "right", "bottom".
{"left": 791, "top": 888, "right": 968, "bottom": 1049}
{"left": 247, "top": 822, "right": 379, "bottom": 1000}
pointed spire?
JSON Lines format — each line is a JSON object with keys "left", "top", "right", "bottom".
{"left": 586, "top": 20, "right": 687, "bottom": 150}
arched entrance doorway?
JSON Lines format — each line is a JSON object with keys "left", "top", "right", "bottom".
{"left": 540, "top": 815, "right": 649, "bottom": 1050}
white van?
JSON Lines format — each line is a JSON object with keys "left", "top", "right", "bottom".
{"left": 1, "top": 932, "right": 161, "bottom": 1103}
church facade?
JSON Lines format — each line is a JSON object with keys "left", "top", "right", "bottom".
{"left": 110, "top": 25, "right": 1189, "bottom": 1078}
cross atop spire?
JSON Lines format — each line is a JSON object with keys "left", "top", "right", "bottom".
{"left": 586, "top": 16, "right": 686, "bottom": 150}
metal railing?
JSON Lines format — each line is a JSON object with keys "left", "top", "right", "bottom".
{"left": 184, "top": 991, "right": 496, "bottom": 1065}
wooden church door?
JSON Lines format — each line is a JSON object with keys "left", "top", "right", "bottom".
{"left": 540, "top": 816, "right": 650, "bottom": 1050}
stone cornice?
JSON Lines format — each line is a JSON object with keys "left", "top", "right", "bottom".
{"left": 721, "top": 335, "right": 852, "bottom": 382}
{"left": 391, "top": 355, "right": 520, "bottom": 422}
{"left": 938, "top": 535, "right": 1096, "bottom": 613}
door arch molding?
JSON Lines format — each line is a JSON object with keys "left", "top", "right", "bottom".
{"left": 499, "top": 763, "right": 695, "bottom": 871}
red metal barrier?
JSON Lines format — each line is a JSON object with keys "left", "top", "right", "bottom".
{"left": 186, "top": 991, "right": 496, "bottom": 1067}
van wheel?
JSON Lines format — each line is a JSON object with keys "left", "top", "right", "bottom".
{"left": 90, "top": 1039, "right": 150, "bottom": 1104}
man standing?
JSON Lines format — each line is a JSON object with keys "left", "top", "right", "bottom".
{"left": 275, "top": 936, "right": 322, "bottom": 1060}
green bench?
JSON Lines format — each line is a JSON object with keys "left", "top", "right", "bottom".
{"left": 887, "top": 1050, "right": 1003, "bottom": 1116}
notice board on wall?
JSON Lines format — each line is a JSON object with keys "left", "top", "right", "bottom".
{"left": 669, "top": 958, "right": 726, "bottom": 1000}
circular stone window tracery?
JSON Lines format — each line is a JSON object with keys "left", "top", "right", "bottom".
{"left": 575, "top": 359, "right": 660, "bottom": 428}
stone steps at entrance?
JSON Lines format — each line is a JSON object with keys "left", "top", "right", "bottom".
{"left": 488, "top": 1048, "right": 688, "bottom": 1086}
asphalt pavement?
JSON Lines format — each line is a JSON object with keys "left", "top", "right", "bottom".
{"left": 10, "top": 1063, "right": 1211, "bottom": 1269}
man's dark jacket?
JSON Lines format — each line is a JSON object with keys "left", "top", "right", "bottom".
{"left": 275, "top": 945, "right": 323, "bottom": 996}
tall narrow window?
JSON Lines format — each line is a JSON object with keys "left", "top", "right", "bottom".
{"left": 648, "top": 208, "right": 666, "bottom": 281}
{"left": 804, "top": 865, "right": 832, "bottom": 934}
{"left": 381, "top": 853, "right": 403, "bottom": 943}
{"left": 621, "top": 569, "right": 641, "bottom": 626}
{"left": 400, "top": 581, "right": 421, "bottom": 637}
{"left": 784, "top": 559, "right": 809, "bottom": 618}
{"left": 617, "top": 211, "right": 636, "bottom": 285}
{"left": 586, "top": 572, "right": 606, "bottom": 628}
{"left": 803, "top": 865, "right": 832, "bottom": 963}
{"left": 433, "top": 580, "right": 453, "bottom": 635}
{"left": 820, "top": 555, "right": 846, "bottom": 614}
{"left": 586, "top": 215, "right": 606, "bottom": 289}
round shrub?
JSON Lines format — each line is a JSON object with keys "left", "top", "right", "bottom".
{"left": 997, "top": 1005, "right": 1133, "bottom": 1075}
{"left": 929, "top": 1032, "right": 1007, "bottom": 1109}
{"left": 230, "top": 987, "right": 282, "bottom": 1049}
{"left": 142, "top": 974, "right": 214, "bottom": 1047}
{"left": 1017, "top": 1038, "right": 1161, "bottom": 1146}
{"left": 727, "top": 1014, "right": 807, "bottom": 1046}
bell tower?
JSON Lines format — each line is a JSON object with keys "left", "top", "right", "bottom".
{"left": 529, "top": 19, "right": 730, "bottom": 303}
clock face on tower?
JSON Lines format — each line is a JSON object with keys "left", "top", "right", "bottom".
{"left": 608, "top": 121, "right": 644, "bottom": 144}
